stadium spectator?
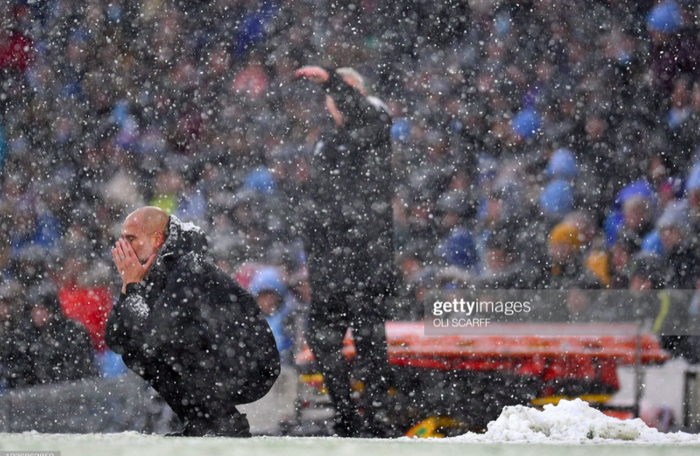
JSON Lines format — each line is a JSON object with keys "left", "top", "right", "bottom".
{"left": 657, "top": 200, "right": 700, "bottom": 288}
{"left": 0, "top": 279, "right": 96, "bottom": 388}
{"left": 23, "top": 283, "right": 98, "bottom": 385}
{"left": 249, "top": 266, "right": 296, "bottom": 365}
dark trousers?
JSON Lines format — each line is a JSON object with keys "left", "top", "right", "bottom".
{"left": 307, "top": 289, "right": 391, "bottom": 435}
{"left": 143, "top": 360, "right": 277, "bottom": 429}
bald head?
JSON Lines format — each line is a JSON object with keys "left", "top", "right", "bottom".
{"left": 125, "top": 206, "right": 169, "bottom": 233}
{"left": 121, "top": 206, "right": 169, "bottom": 263}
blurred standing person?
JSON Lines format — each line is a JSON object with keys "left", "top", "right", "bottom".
{"left": 295, "top": 66, "right": 397, "bottom": 437}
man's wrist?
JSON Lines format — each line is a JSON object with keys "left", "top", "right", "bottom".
{"left": 123, "top": 282, "right": 143, "bottom": 294}
{"left": 320, "top": 67, "right": 337, "bottom": 91}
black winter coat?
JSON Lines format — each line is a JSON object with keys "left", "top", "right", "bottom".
{"left": 300, "top": 69, "right": 398, "bottom": 301}
{"left": 105, "top": 216, "right": 280, "bottom": 419}
{"left": 663, "top": 244, "right": 700, "bottom": 289}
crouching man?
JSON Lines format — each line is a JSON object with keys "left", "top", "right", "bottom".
{"left": 105, "top": 206, "right": 280, "bottom": 437}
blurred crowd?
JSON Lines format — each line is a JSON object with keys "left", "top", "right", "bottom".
{"left": 2, "top": 0, "right": 700, "bottom": 388}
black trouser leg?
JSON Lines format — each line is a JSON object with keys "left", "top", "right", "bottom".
{"left": 157, "top": 369, "right": 260, "bottom": 437}
{"left": 351, "top": 292, "right": 392, "bottom": 435}
{"left": 308, "top": 292, "right": 361, "bottom": 435}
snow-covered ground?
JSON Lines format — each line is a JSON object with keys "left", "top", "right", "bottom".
{"left": 2, "top": 400, "right": 700, "bottom": 456}
{"left": 0, "top": 433, "right": 698, "bottom": 456}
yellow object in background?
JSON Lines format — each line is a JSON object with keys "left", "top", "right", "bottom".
{"left": 150, "top": 194, "right": 177, "bottom": 214}
{"left": 406, "top": 416, "right": 461, "bottom": 438}
{"left": 586, "top": 250, "right": 611, "bottom": 287}
{"left": 531, "top": 394, "right": 612, "bottom": 406}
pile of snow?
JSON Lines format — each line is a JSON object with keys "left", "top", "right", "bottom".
{"left": 451, "top": 399, "right": 700, "bottom": 444}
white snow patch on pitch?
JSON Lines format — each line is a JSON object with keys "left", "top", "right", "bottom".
{"left": 450, "top": 398, "right": 700, "bottom": 444}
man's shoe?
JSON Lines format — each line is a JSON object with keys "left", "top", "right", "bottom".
{"left": 333, "top": 413, "right": 363, "bottom": 437}
{"left": 362, "top": 420, "right": 401, "bottom": 438}
{"left": 205, "top": 412, "right": 252, "bottom": 438}
{"left": 362, "top": 410, "right": 401, "bottom": 438}
{"left": 165, "top": 419, "right": 203, "bottom": 437}
{"left": 165, "top": 413, "right": 252, "bottom": 438}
